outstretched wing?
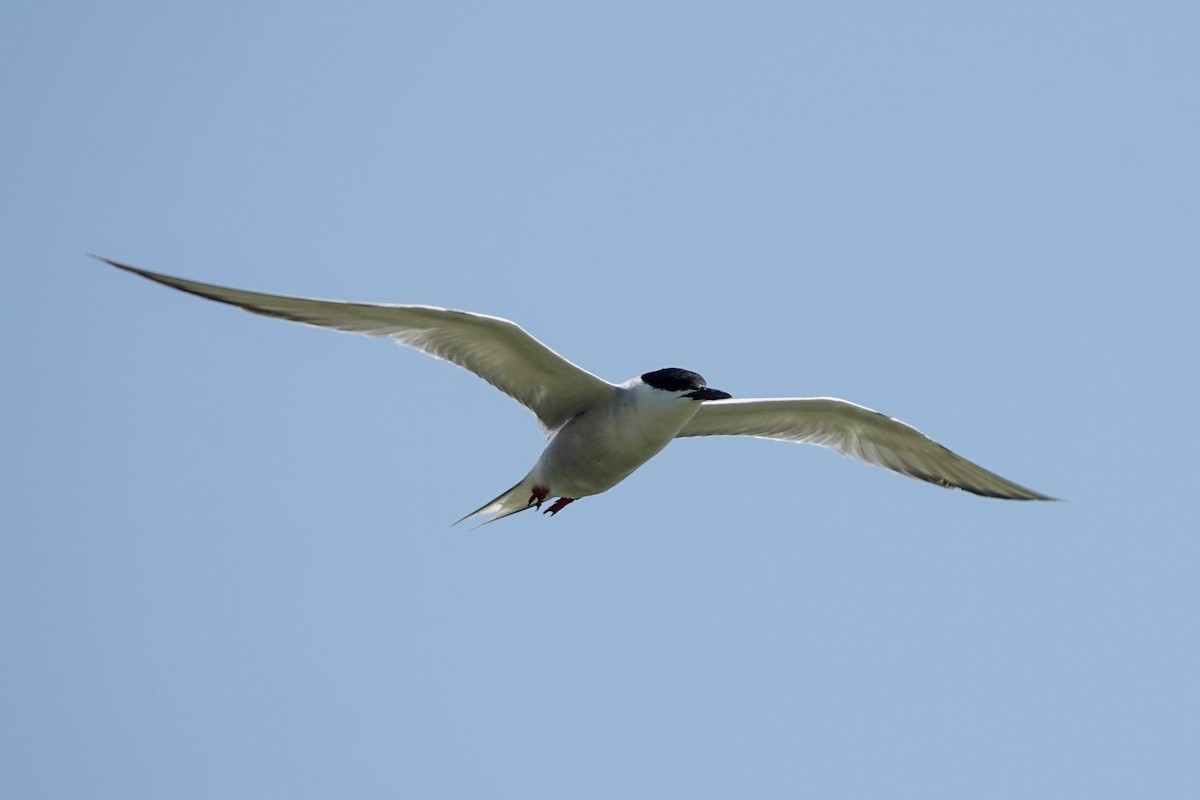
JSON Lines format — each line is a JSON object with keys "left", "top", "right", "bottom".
{"left": 678, "top": 397, "right": 1054, "bottom": 500}
{"left": 97, "top": 256, "right": 614, "bottom": 432}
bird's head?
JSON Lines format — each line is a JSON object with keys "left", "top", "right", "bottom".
{"left": 638, "top": 367, "right": 731, "bottom": 402}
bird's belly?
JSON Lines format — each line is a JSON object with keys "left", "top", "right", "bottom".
{"left": 532, "top": 405, "right": 694, "bottom": 498}
{"left": 539, "top": 438, "right": 659, "bottom": 497}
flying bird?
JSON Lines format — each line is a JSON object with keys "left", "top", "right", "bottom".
{"left": 96, "top": 256, "right": 1055, "bottom": 523}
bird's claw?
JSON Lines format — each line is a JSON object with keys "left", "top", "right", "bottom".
{"left": 528, "top": 485, "right": 549, "bottom": 509}
{"left": 543, "top": 497, "right": 575, "bottom": 516}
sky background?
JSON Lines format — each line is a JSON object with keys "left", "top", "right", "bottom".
{"left": 4, "top": 1, "right": 1198, "bottom": 797}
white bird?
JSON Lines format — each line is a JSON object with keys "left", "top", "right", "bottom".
{"left": 96, "top": 256, "right": 1055, "bottom": 523}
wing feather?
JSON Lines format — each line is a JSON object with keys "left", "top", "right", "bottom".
{"left": 97, "top": 257, "right": 613, "bottom": 431}
{"left": 678, "top": 397, "right": 1054, "bottom": 500}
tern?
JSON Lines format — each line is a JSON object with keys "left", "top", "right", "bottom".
{"left": 96, "top": 256, "right": 1054, "bottom": 523}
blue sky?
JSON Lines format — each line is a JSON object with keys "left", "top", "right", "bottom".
{"left": 4, "top": 2, "right": 1198, "bottom": 797}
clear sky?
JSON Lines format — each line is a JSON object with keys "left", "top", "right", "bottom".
{"left": 4, "top": 2, "right": 1198, "bottom": 797}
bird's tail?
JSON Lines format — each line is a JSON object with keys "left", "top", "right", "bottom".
{"left": 454, "top": 478, "right": 538, "bottom": 527}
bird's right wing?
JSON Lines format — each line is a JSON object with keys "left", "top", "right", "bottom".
{"left": 677, "top": 397, "right": 1054, "bottom": 500}
{"left": 97, "top": 257, "right": 615, "bottom": 432}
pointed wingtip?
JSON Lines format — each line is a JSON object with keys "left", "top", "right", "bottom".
{"left": 90, "top": 254, "right": 143, "bottom": 275}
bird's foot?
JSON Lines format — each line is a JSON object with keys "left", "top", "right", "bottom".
{"left": 543, "top": 497, "right": 575, "bottom": 516}
{"left": 528, "top": 485, "right": 549, "bottom": 509}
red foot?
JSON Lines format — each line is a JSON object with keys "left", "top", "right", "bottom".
{"left": 528, "top": 485, "right": 549, "bottom": 509}
{"left": 543, "top": 497, "right": 575, "bottom": 516}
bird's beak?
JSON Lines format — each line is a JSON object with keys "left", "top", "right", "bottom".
{"left": 684, "top": 387, "right": 732, "bottom": 401}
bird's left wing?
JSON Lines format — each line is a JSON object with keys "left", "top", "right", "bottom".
{"left": 677, "top": 397, "right": 1054, "bottom": 500}
{"left": 97, "top": 257, "right": 614, "bottom": 432}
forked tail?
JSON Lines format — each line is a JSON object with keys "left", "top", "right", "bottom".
{"left": 454, "top": 478, "right": 537, "bottom": 527}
